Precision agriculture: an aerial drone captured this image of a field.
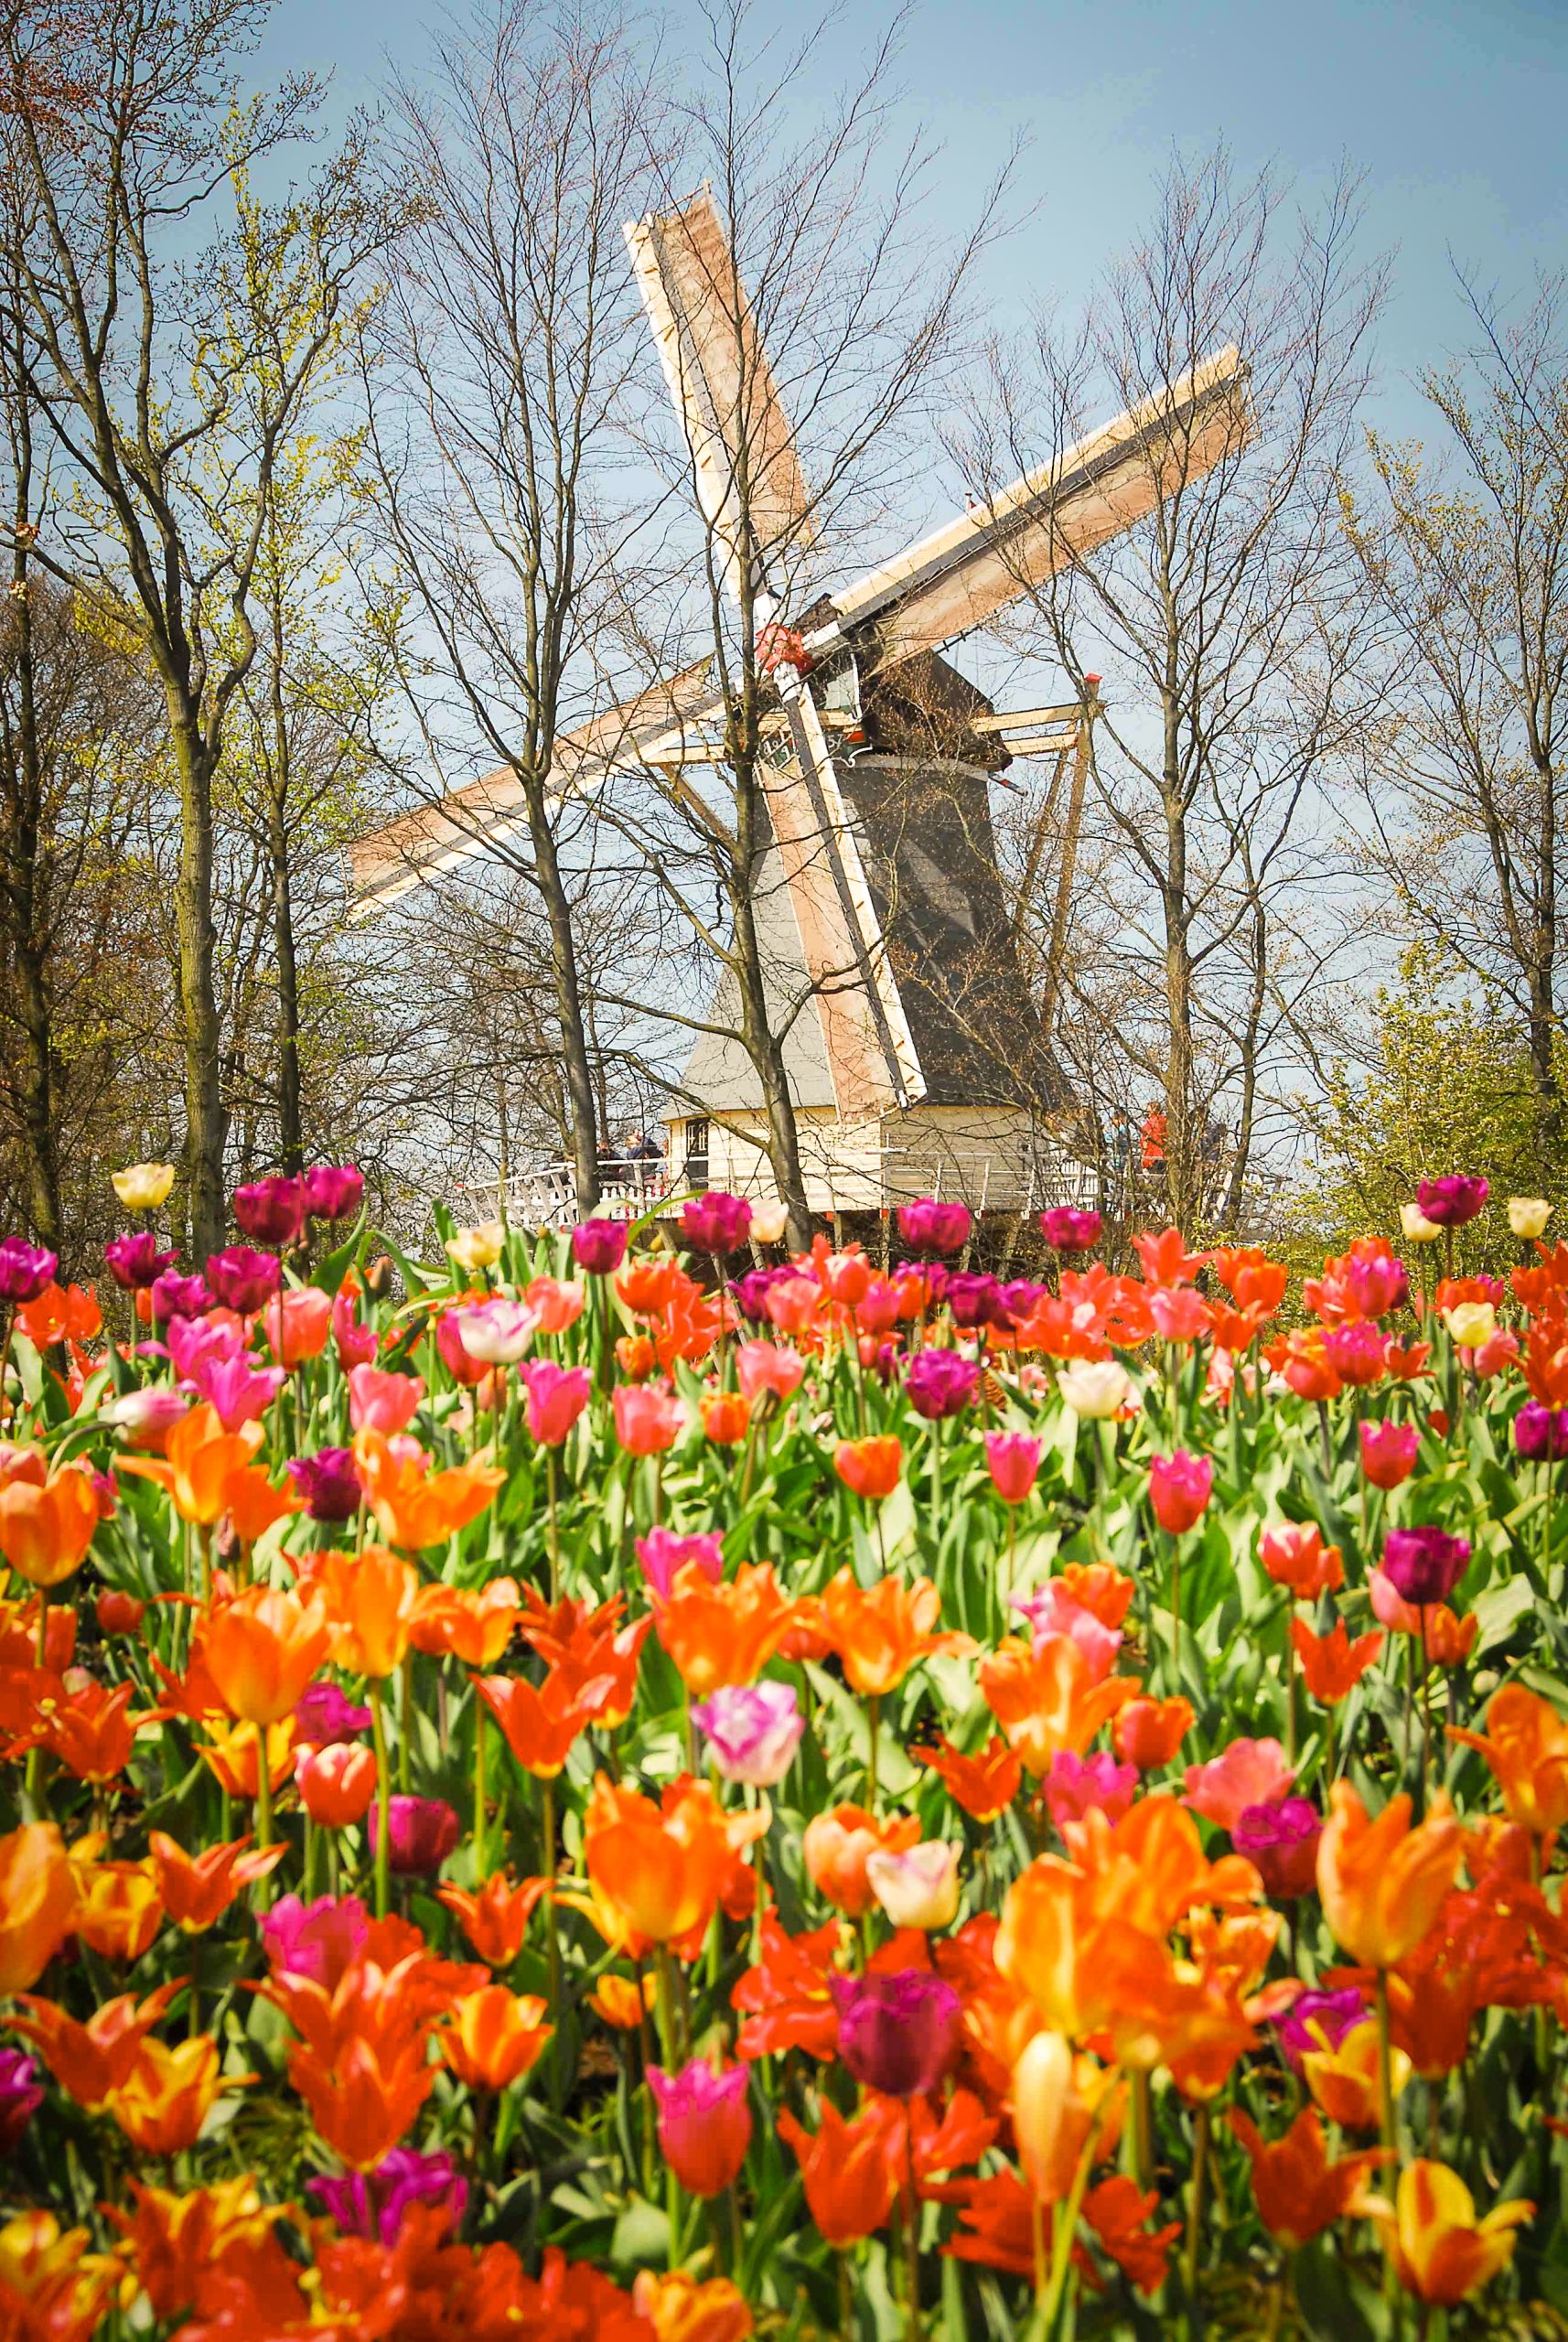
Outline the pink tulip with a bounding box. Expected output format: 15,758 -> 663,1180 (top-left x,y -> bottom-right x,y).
190,1350 -> 285,1433
1359,1419 -> 1418,1490
613,1381 -> 684,1455
1183,1736 -> 1295,1832
735,1340 -> 806,1403
333,1289 -> 378,1370
522,1360 -> 591,1446
1042,1750 -> 1136,1831
984,1431 -> 1041,1505
348,1364 -> 424,1436
1148,1285 -> 1208,1343
1013,1586 -> 1121,1681
635,1528 -> 724,1600
1148,1450 -> 1213,1535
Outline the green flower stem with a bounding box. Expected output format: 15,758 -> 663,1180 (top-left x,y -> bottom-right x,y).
370,1681 -> 392,1921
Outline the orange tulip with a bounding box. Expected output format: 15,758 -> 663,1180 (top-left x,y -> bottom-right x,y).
113,2176 -> 297,2327
315,1545 -> 420,1679
294,1742 -> 377,1828
832,1434 -> 902,1499
1317,1781 -> 1462,1967
980,1636 -> 1136,1776
198,1716 -> 294,1800
777,2099 -> 900,2243
477,1671 -> 607,1780
221,1466 -> 301,1548
0,1465 -> 100,1587
1357,2161 -> 1533,2306
814,1567 -> 972,1697
0,2210 -> 122,2338
440,1985 -> 552,2090
699,1391 -> 752,1445
411,1578 -> 523,1667
1229,2107 -> 1389,2251
1292,1618 -> 1383,1704
653,1562 -> 799,1697
118,1405 -> 264,1529
1056,1563 -> 1135,1629
9,1980 -> 182,2106
583,1774 -> 749,1950
1114,1695 -> 1195,1770
1259,1522 -> 1344,1600
0,1822 -> 77,1992
148,1833 -> 283,1931
590,1973 -> 658,2029
108,2035 -> 242,2155
285,2032 -> 434,2171
70,1853 -> 162,1962
801,1804 -> 921,1917
436,1873 -> 550,1965
632,2270 -> 755,2342
1013,2033 -> 1122,2201
353,1428 -> 504,1550
919,1735 -> 1023,1823
1449,1683 -> 1568,1836
204,1585 -> 331,1724
1302,2017 -> 1408,2132
41,1681 -> 149,1781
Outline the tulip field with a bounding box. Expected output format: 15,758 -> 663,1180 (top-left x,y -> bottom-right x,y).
3,1170 -> 1568,2342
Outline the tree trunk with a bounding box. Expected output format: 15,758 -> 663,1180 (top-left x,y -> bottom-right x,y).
269,790 -> 304,1175
730,873 -> 811,1245
1530,746 -> 1561,1186
5,549 -> 62,1254
171,720 -> 228,1258
524,771 -> 599,1213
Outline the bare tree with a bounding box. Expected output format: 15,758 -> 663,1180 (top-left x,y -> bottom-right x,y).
352,5 -> 667,1215
0,0 -> 395,1250
1344,272 -> 1568,1186
973,150 -> 1382,1233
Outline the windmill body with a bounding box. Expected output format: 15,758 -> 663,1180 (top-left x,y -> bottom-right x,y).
349,188 -> 1250,1221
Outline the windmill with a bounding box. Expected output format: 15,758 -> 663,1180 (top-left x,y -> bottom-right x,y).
350,188 -> 1250,1222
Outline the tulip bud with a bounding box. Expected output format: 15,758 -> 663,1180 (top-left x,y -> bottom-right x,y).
95,1588 -> 145,1635
1012,2031 -> 1075,2197
1057,1360 -> 1132,1420
749,1198 -> 789,1244
1509,1196 -> 1552,1240
295,1741 -> 377,1828
1399,1202 -> 1442,1244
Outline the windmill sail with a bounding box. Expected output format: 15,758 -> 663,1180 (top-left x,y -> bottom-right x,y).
624,188 -> 813,601
816,346 -> 1250,666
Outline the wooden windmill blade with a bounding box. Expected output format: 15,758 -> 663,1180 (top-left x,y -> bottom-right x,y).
347,663 -> 722,915
813,345 -> 1251,667
624,187 -> 814,601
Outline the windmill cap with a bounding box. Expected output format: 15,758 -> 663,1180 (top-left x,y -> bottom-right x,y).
1083,672 -> 1102,690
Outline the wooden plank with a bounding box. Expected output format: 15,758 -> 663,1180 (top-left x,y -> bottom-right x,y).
971,703 -> 1090,734
624,188 -> 812,601
822,346 -> 1249,664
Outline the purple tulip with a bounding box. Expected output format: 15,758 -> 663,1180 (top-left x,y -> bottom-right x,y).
905,1348 -> 980,1421
945,1272 -> 1009,1330
998,1278 -> 1047,1325
896,1198 -> 972,1257
1273,1985 -> 1367,2074
691,1681 -> 804,1786
1039,1207 -> 1102,1253
260,1894 -> 371,1985
286,1447 -> 363,1523
149,1270 -> 210,1324
1414,1176 -> 1489,1229
103,1231 -> 177,1292
635,1527 -> 725,1602
369,1794 -> 460,1875
1515,1402 -> 1568,1462
731,1266 -> 792,1321
572,1218 -> 628,1276
1382,1525 -> 1471,1608
308,2145 -> 467,2245
303,1165 -> 365,1223
233,1175 -> 306,1246
0,1238 -> 56,1305
829,1971 -> 962,2099
680,1190 -> 753,1256
293,1680 -> 372,1746
0,2047 -> 42,2156
1231,1797 -> 1322,1899
204,1245 -> 282,1314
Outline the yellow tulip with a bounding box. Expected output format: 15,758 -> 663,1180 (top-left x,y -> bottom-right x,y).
111,1162 -> 175,1210
447,1222 -> 505,1272
1399,1202 -> 1441,1244
1509,1196 -> 1552,1240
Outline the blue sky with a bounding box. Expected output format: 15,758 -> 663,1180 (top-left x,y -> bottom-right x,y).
270,0 -> 1568,442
